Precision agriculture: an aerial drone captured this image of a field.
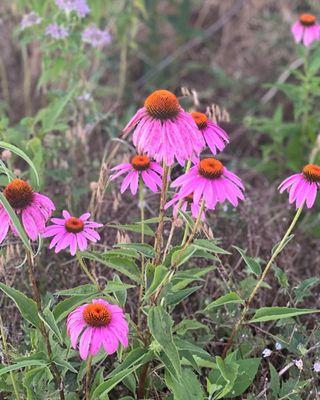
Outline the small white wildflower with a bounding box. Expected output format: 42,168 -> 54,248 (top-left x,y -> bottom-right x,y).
293,359 -> 303,370
275,342 -> 282,350
262,348 -> 272,358
313,361 -> 320,372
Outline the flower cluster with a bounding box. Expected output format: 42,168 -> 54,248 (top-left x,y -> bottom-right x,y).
110,88 -> 243,219
55,0 -> 90,18
82,24 -> 111,48
20,12 -> 42,30
45,23 -> 69,40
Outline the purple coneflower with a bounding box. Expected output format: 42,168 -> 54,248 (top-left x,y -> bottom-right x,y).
55,0 -> 90,18
67,299 -> 129,360
123,90 -> 204,166
0,179 -> 55,243
43,210 -> 102,255
278,164 -> 320,208
191,112 -> 229,155
20,12 -> 42,30
110,155 -> 163,195
82,24 -> 111,47
291,13 -> 320,47
45,23 -> 69,40
170,158 -> 244,209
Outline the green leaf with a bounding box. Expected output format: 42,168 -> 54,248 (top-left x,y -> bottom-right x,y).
0,283 -> 41,328
148,306 -> 182,381
166,285 -> 202,307
115,243 -> 156,258
53,294 -> 95,322
214,356 -> 239,399
0,360 -> 47,377
0,141 -> 40,188
269,363 -> 280,397
171,245 -> 197,267
92,348 -> 153,398
233,246 -> 261,276
225,358 -> 260,397
203,292 -> 244,312
172,266 -> 214,291
174,338 -> 213,362
81,251 -> 142,283
193,239 -> 230,254
174,319 -> 209,336
145,265 -> 168,298
294,277 -> 320,303
165,368 -> 205,400
34,87 -> 76,134
0,193 -> 32,252
55,284 -> 98,296
107,223 -> 154,236
249,307 -> 320,323
39,305 -> 63,344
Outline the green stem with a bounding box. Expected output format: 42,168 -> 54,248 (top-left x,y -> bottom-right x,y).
138,182 -> 145,328
0,314 -> 20,399
76,252 -> 100,290
222,206 -> 303,358
153,200 -> 205,303
154,164 -> 169,265
85,355 -> 93,400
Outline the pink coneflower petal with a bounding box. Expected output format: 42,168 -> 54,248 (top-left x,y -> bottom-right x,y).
0,207 -> 10,244
43,211 -> 102,255
79,327 -> 93,360
124,90 -> 204,166
279,164 -> 320,208
170,158 -> 244,210
291,14 -> 320,47
111,155 -> 163,195
0,179 -> 55,242
67,299 -> 129,360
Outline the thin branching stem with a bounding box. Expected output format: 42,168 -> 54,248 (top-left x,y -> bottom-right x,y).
222,206 -> 303,358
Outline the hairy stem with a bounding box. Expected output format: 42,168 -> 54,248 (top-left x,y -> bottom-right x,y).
222,206 -> 303,358
154,164 -> 169,265
138,183 -> 145,328
137,362 -> 149,399
85,355 -> 93,400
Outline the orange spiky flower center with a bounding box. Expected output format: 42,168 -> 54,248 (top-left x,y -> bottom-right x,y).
191,112 -> 208,129
144,89 -> 180,120
302,164 -> 320,182
3,179 -> 34,209
299,13 -> 316,26
131,155 -> 151,171
83,303 -> 112,327
65,217 -> 84,233
198,158 -> 224,179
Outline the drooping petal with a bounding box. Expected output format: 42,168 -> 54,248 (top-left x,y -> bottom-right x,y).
79,327 -> 93,360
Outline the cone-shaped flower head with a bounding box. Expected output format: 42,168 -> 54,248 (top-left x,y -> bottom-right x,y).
191,111 -> 229,155
291,13 -> 320,47
43,210 -> 102,255
0,179 -> 55,243
123,90 -> 204,166
67,299 -> 129,360
278,164 -> 320,208
170,157 -> 244,209
110,155 -> 163,195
